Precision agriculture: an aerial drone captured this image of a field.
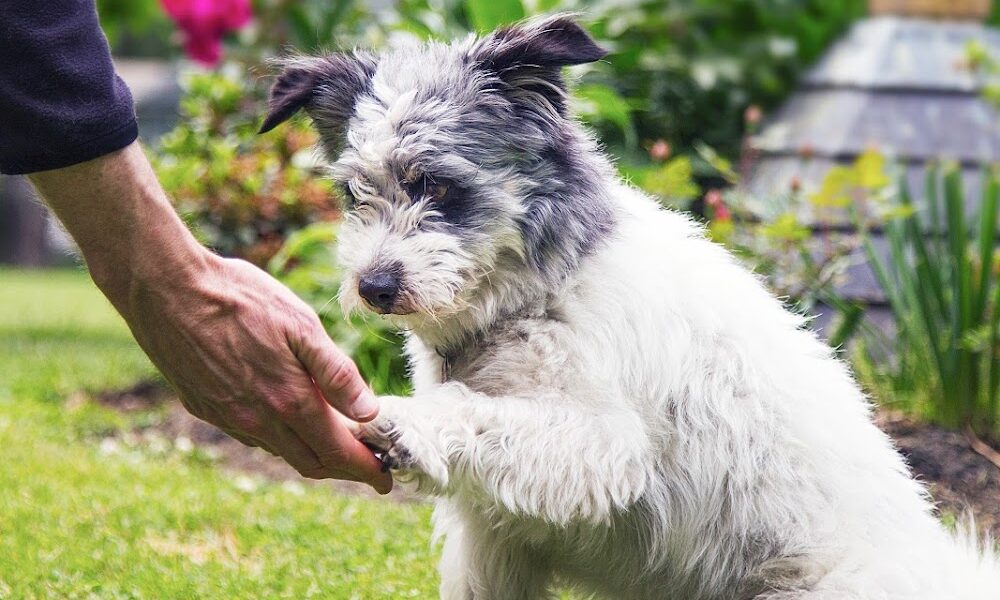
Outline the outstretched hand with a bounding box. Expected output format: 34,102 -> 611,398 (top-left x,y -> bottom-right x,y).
30,143 -> 391,493
126,254 -> 392,492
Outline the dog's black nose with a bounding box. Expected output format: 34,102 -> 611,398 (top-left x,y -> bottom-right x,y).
358,271 -> 400,312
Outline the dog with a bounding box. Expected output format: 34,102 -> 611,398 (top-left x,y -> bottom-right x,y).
260,15 -> 1000,599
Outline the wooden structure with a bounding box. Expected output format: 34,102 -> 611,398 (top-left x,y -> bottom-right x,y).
747,16 -> 1000,310
870,0 -> 992,20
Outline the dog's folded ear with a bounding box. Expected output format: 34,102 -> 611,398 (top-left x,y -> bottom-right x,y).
258,53 -> 377,136
477,15 -> 607,70
471,15 -> 607,115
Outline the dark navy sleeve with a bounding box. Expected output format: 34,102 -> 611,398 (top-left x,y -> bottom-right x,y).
0,0 -> 138,174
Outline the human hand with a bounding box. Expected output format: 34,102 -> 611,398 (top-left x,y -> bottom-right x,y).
30,144 -> 391,493
125,252 -> 393,492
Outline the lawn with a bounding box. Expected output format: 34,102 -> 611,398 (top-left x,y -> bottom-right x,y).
0,268 -> 438,599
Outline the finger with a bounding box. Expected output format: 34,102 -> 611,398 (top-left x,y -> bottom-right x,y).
264,423 -> 357,479
283,403 -> 393,494
289,319 -> 379,422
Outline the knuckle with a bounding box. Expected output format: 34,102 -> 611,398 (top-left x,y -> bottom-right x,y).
228,409 -> 266,435
325,357 -> 360,393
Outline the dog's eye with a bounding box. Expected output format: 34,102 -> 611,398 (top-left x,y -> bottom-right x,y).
409,176 -> 455,205
428,183 -> 450,202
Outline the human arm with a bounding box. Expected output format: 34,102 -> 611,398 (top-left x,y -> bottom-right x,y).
1,0 -> 390,492
29,143 -> 392,492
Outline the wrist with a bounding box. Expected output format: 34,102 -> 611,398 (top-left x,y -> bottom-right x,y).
90,224 -> 214,312
28,143 -> 215,310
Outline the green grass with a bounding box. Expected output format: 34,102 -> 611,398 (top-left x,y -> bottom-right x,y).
0,268 -> 437,598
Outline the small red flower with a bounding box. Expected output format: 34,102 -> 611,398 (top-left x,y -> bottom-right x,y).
648,139 -> 671,162
714,204 -> 731,222
705,189 -> 730,222
705,189 -> 723,208
744,105 -> 763,126
160,0 -> 252,66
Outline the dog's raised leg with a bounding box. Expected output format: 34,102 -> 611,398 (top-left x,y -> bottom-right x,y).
361,382 -> 651,524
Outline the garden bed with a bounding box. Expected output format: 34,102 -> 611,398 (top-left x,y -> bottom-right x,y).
876,411 -> 1000,538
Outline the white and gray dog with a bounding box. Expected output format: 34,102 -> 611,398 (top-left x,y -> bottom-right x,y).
260,15 -> 1000,599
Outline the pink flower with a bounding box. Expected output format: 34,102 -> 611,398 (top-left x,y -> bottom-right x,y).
714,204 -> 731,222
744,105 -> 762,126
648,139 -> 671,162
705,189 -> 730,222
160,0 -> 252,66
705,189 -> 723,208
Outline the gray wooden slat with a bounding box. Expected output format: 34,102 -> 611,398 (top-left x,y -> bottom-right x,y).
804,16 -> 1000,92
751,90 -> 999,163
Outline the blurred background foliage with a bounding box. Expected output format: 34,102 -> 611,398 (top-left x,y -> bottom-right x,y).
92,0 -> 876,397
115,0 -> 870,265
94,0 -> 1000,434
105,0 -> 874,394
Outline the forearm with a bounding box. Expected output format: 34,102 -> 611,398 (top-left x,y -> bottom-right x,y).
29,143 -> 208,311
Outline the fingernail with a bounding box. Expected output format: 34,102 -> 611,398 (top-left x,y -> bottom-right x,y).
352,391 -> 379,420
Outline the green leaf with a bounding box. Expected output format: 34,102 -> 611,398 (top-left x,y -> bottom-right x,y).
464,0 -> 524,32
809,166 -> 855,207
532,0 -> 563,11
572,84 -> 635,147
760,213 -> 810,243
640,157 -> 701,206
267,222 -> 338,276
854,148 -> 889,190
694,141 -> 739,185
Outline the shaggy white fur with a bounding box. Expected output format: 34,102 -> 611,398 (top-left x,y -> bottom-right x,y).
363,188 -> 1000,599
259,15 -> 1000,598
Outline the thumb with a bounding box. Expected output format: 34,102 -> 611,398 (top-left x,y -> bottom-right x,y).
290,319 -> 379,422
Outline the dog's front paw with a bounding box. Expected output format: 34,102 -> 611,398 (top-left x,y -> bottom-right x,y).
359,397 -> 450,491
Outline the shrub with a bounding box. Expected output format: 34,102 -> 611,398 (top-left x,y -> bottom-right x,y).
153,71 -> 341,267
699,148 -> 886,348
580,0 -> 866,161
855,164 -> 1000,436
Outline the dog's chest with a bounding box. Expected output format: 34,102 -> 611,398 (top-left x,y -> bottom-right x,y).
409,317 -> 578,397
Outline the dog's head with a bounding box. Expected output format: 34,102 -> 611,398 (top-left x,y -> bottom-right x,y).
261,16 -> 613,333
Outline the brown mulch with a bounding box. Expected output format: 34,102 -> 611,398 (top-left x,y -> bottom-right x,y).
876,411 -> 1000,539
94,381 -> 415,502
94,382 -> 1000,532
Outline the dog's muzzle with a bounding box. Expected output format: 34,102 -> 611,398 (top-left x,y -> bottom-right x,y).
358,270 -> 401,313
